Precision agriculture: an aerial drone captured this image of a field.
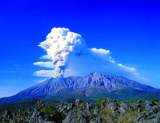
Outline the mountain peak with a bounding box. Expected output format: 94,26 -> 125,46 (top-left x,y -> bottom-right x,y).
0,73 -> 158,104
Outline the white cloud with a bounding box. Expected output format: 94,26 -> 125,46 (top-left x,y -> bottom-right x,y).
34,70 -> 54,77
90,48 -> 110,55
117,63 -> 136,72
40,55 -> 51,60
90,48 -> 115,64
37,27 -> 87,77
33,61 -> 53,68
34,27 -> 138,79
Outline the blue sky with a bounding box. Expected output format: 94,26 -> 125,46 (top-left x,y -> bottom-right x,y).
0,0 -> 160,97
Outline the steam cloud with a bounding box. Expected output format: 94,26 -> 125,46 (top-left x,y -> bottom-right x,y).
34,27 -> 138,78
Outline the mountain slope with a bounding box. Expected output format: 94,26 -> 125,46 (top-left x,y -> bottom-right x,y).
0,73 -> 159,104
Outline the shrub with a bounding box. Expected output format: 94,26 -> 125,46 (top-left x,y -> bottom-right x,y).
96,98 -> 106,108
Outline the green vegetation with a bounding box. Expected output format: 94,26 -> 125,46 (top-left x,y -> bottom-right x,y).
0,98 -> 160,123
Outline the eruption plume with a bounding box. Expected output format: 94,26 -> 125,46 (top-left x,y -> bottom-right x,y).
34,27 -> 138,79
38,28 -> 86,77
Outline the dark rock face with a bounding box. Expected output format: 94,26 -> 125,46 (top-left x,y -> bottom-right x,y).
1,72 -> 159,105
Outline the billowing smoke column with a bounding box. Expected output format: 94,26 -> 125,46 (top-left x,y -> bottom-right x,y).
34,27 -> 138,79
38,28 -> 87,78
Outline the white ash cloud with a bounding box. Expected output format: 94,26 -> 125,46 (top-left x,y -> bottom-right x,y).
33,61 -> 53,68
37,28 -> 87,77
90,48 -> 110,55
34,70 -> 54,77
117,63 -> 136,72
34,27 -> 138,78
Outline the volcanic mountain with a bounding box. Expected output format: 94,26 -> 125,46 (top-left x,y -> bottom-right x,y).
0,72 -> 160,104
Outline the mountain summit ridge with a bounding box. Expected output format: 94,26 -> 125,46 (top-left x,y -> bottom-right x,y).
0,72 -> 159,104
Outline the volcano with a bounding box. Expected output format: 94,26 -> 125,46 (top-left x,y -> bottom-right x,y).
0,72 -> 160,104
